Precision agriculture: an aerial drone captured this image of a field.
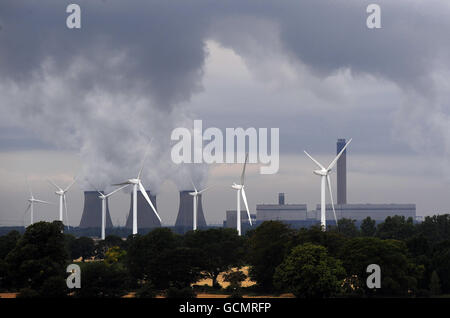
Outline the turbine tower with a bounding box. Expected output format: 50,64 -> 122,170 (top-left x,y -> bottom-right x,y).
189,180 -> 210,231
112,151 -> 161,235
97,185 -> 128,240
24,180 -> 52,226
231,153 -> 252,236
304,138 -> 352,231
47,177 -> 77,226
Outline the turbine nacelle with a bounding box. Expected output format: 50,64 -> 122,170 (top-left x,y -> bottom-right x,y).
231,183 -> 243,190
313,169 -> 329,176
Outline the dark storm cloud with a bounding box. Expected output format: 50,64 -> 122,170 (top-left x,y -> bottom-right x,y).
0,0 -> 449,189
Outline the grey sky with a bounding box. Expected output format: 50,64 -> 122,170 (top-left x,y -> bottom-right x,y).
1,1 -> 450,226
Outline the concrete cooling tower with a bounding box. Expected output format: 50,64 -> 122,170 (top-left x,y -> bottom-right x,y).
125,191 -> 161,229
174,190 -> 207,233
79,191 -> 113,228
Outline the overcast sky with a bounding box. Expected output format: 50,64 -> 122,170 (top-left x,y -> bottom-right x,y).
1,0 -> 450,227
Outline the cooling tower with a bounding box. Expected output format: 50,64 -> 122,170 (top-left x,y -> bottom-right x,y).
174,190 -> 207,232
125,191 -> 161,229
337,138 -> 347,204
79,191 -> 113,228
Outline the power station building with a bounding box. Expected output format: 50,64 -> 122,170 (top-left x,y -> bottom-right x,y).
316,203 -> 417,222
125,191 -> 161,229
256,193 -> 308,222
224,210 -> 256,233
174,190 -> 207,234
79,191 -> 113,228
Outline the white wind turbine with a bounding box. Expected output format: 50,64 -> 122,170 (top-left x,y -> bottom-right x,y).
47,177 -> 77,227
231,153 -> 252,236
304,138 -> 352,231
24,179 -> 53,226
97,185 -> 128,240
112,151 -> 161,235
189,180 -> 211,231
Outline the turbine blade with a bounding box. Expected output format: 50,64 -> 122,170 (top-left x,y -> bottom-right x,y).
111,182 -> 130,186
24,203 -> 31,215
105,184 -> 129,197
240,153 -> 249,185
34,199 -> 53,205
198,186 -> 212,194
241,188 -> 252,226
327,138 -> 352,171
47,179 -> 62,191
138,182 -> 161,222
190,178 -> 198,193
137,138 -> 153,179
63,195 -> 70,228
326,174 -> 338,227
304,151 -> 325,170
64,178 -> 77,192
26,177 -> 33,198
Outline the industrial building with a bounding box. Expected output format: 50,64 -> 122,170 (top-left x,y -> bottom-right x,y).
224,210 -> 256,233
79,191 -> 113,228
316,203 -> 417,222
256,193 -> 308,222
125,190 -> 161,229
174,190 -> 207,234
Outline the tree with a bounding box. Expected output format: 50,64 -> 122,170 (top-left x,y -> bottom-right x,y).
418,214 -> 450,245
376,215 -> 416,240
126,228 -> 181,289
75,262 -> 130,298
246,221 -> 295,292
336,218 -> 359,237
5,221 -> 68,293
360,217 -> 376,237
184,228 -> 245,288
95,235 -> 126,259
431,240 -> 450,293
223,270 -> 247,298
104,246 -> 127,264
71,236 -> 95,261
0,230 -> 20,259
274,243 -> 346,298
339,237 -> 423,296
429,271 -> 441,296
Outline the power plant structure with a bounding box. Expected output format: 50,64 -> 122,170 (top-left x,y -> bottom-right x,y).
125,190 -> 161,229
174,190 -> 207,234
337,138 -> 347,204
79,191 -> 113,228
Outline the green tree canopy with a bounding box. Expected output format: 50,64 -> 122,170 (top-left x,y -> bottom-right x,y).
339,237 -> 423,296
246,221 -> 296,292
5,221 -> 68,293
274,243 -> 346,298
376,215 -> 416,240
360,217 -> 376,237
183,228 -> 244,288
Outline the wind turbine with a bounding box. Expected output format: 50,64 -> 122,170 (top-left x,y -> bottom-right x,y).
24,179 -> 52,226
231,153 -> 252,236
304,138 -> 352,231
97,185 -> 128,240
112,151 -> 161,235
47,177 -> 77,227
189,180 -> 211,231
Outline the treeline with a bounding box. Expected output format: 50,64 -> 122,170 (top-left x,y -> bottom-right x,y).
0,214 -> 449,298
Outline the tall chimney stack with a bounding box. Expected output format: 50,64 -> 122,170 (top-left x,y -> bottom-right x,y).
278,193 -> 285,205
337,138 -> 347,204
